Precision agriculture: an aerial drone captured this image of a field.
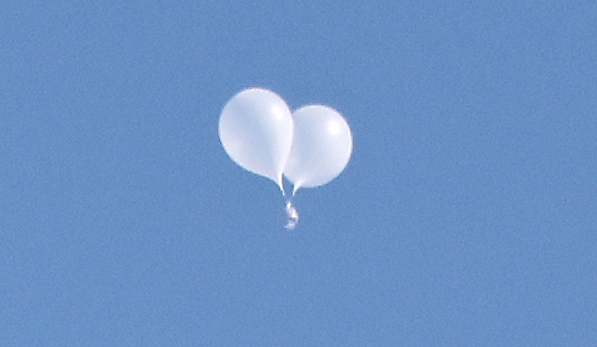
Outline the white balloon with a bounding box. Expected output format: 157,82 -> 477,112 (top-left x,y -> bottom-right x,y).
219,88 -> 294,192
284,105 -> 353,194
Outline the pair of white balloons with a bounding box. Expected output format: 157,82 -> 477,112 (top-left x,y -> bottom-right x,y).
219,87 -> 353,198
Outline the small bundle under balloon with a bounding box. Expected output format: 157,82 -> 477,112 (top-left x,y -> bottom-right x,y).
284,201 -> 299,230
219,87 -> 353,229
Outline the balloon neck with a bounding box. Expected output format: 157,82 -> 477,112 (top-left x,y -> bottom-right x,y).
291,184 -> 300,197
277,179 -> 287,198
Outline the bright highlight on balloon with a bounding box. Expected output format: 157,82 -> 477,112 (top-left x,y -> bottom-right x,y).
218,88 -> 353,229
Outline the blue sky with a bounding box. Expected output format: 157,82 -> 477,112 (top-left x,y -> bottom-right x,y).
1,0 -> 596,346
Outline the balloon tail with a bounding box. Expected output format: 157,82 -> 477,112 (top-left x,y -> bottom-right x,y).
284,201 -> 299,230
291,185 -> 300,197
279,184 -> 287,198
277,178 -> 287,199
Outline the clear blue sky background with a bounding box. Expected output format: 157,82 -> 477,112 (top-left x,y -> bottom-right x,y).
1,1 -> 596,346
